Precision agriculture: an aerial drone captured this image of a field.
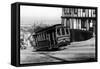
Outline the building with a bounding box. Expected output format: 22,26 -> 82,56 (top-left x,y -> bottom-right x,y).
61,7 -> 96,41
20,28 -> 31,49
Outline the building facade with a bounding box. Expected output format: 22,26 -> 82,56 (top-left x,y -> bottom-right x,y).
61,7 -> 96,41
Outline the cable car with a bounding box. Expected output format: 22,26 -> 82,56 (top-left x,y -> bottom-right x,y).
33,24 -> 70,50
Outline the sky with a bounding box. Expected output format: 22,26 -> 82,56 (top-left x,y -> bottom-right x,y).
20,5 -> 62,26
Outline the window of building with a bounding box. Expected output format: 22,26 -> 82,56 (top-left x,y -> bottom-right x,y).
81,19 -> 87,30
64,18 -> 66,27
90,20 -> 93,28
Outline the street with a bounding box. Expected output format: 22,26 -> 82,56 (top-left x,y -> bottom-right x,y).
20,37 -> 96,64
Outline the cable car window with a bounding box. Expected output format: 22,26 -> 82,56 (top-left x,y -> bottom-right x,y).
66,29 -> 69,34
39,34 -> 40,41
43,33 -> 45,40
66,19 -> 70,28
42,33 -> 43,40
62,28 -> 65,35
57,28 -> 61,35
37,35 -> 39,41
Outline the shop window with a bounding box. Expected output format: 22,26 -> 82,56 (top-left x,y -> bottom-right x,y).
64,19 -> 66,27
